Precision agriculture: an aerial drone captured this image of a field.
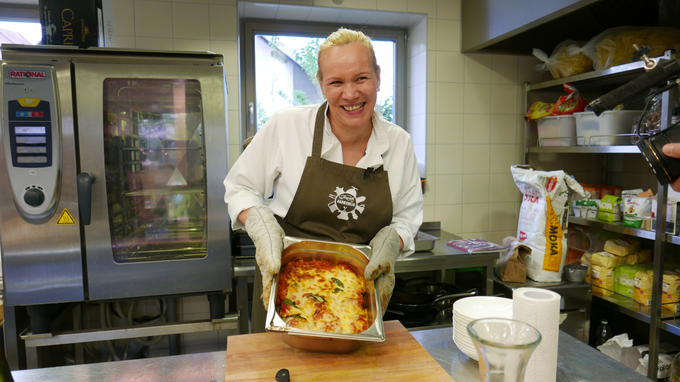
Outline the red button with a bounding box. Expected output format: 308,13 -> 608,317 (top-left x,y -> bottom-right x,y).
34,112 -> 43,117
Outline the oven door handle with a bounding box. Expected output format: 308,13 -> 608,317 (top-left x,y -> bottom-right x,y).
77,172 -> 95,225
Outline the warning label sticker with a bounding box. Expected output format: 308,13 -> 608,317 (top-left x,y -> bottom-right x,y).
56,209 -> 76,225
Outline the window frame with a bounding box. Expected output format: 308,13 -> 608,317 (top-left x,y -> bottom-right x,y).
240,20 -> 406,144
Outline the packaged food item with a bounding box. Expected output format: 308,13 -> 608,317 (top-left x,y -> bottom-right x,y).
622,189 -> 645,197
581,252 -> 592,283
572,199 -> 599,219
581,26 -> 680,70
604,237 -> 640,257
512,166 -> 587,282
634,270 -> 654,306
532,40 -> 593,79
591,265 -> 615,296
551,83 -> 587,116
524,102 -> 555,122
591,251 -> 626,268
622,197 -> 652,228
626,248 -> 652,265
598,195 -> 623,222
662,272 -> 680,312
495,237 -> 529,283
616,264 -> 653,298
582,185 -> 601,199
602,185 -> 616,197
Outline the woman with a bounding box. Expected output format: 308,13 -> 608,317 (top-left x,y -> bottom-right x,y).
224,28 -> 423,332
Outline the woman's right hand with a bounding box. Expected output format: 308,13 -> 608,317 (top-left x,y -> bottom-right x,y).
244,205 -> 285,310
662,143 -> 680,192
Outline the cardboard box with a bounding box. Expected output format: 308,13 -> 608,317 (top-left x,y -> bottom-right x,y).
39,0 -> 114,48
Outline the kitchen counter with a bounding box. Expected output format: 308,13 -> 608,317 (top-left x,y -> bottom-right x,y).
232,223 -> 503,333
10,326 -> 648,382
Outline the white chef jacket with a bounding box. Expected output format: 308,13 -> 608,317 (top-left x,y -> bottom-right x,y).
223,103 -> 424,255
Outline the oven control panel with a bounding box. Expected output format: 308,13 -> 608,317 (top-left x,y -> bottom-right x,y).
2,64 -> 60,222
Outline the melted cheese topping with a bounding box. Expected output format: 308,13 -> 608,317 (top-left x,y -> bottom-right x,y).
277,258 -> 369,334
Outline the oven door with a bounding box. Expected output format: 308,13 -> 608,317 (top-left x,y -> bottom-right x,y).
74,63 -> 230,301
0,62 -> 84,306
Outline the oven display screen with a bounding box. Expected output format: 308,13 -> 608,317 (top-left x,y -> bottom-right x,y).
7,99 -> 52,168
15,126 -> 46,135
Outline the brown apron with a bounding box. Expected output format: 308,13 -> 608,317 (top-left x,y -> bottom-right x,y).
251,102 -> 393,332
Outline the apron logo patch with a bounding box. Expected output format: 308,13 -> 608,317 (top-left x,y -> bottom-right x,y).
328,186 -> 366,221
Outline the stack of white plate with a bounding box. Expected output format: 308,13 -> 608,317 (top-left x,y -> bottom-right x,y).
452,296 -> 514,361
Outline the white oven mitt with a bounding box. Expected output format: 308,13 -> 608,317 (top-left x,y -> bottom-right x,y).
365,226 -> 400,316
245,205 -> 285,310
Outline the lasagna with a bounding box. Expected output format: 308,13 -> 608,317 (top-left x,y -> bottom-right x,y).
276,257 -> 369,334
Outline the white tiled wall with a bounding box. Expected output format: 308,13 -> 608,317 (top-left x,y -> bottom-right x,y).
109,0 -> 545,352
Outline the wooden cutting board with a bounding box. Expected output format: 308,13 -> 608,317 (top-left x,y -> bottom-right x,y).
225,320 -> 454,381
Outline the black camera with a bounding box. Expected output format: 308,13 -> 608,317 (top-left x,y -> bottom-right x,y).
637,122 -> 680,185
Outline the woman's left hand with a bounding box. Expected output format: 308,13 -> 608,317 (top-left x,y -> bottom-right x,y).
365,226 -> 401,315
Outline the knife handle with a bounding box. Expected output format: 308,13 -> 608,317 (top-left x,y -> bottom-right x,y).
275,368 -> 290,382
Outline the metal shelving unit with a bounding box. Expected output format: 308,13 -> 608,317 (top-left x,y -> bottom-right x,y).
528,146 -> 640,154
527,51 -> 673,93
525,50 -> 678,380
569,217 -> 663,242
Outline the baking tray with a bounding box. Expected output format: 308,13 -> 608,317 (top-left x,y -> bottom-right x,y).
414,231 -> 438,252
265,236 -> 385,353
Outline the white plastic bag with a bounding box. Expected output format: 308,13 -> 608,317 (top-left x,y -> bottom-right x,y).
511,166 -> 587,282
532,40 -> 592,79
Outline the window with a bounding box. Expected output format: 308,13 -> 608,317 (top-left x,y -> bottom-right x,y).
242,22 -> 405,143
0,21 -> 41,44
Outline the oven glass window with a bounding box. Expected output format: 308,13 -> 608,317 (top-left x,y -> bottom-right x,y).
103,79 -> 207,263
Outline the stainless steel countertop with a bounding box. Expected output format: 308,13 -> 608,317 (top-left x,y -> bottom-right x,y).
410,328 -> 648,382
12,327 -> 648,382
234,224 -> 502,277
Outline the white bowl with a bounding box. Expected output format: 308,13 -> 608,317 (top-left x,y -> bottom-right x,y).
453,328 -> 473,344
453,297 -> 513,320
454,313 -> 473,325
454,336 -> 479,361
454,330 -> 473,346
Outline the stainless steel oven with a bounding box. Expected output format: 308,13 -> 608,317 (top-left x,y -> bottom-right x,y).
0,45 -> 231,310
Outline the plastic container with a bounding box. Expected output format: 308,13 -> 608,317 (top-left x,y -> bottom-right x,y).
536,115 -> 577,146
574,110 -> 639,146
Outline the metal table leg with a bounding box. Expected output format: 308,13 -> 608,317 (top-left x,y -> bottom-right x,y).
485,262 -> 495,296
236,276 -> 250,334
4,305 -> 26,370
25,347 -> 38,369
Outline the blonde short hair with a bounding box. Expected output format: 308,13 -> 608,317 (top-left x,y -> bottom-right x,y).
316,28 -> 379,83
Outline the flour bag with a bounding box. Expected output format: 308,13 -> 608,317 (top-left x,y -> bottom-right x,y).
511,166 -> 587,282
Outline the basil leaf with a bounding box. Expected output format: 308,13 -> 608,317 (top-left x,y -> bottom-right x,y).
331,277 -> 344,288
283,299 -> 298,308
332,288 -> 343,294
284,314 -> 306,322
293,282 -> 298,287
311,294 -> 326,303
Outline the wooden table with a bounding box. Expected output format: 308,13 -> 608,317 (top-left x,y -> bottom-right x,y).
225,321 -> 453,381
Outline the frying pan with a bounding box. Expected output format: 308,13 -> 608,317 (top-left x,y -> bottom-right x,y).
388,288 -> 477,313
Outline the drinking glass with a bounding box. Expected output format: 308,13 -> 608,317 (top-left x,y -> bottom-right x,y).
467,318 -> 541,382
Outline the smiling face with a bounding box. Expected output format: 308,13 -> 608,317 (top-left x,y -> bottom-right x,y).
318,42 -> 381,133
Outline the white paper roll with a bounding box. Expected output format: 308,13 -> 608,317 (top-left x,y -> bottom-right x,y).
513,287 -> 561,382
